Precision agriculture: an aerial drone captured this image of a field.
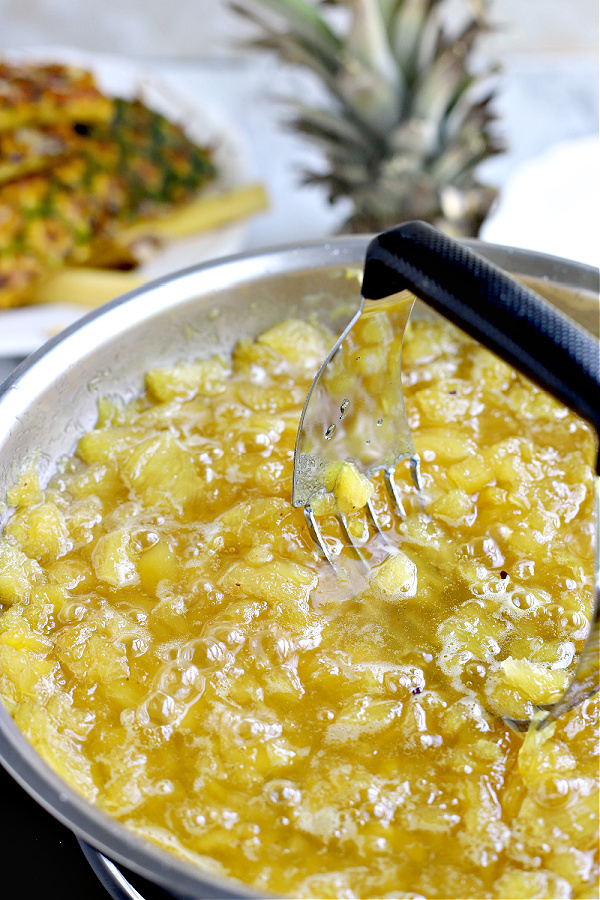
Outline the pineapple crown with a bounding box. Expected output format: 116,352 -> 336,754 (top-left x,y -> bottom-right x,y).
233,0 -> 504,236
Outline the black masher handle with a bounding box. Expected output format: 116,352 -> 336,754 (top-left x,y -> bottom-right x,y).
362,221 -> 600,472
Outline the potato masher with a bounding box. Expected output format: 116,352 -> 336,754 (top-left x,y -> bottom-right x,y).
292,220 -> 600,724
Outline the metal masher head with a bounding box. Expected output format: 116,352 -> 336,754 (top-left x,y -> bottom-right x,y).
292,289 -> 422,570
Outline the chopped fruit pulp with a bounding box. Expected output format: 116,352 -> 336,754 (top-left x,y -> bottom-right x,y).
0,312 -> 598,899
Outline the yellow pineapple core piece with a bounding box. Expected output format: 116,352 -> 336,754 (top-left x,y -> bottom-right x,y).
330,462 -> 374,515
500,656 -> 567,704
370,550 -> 418,598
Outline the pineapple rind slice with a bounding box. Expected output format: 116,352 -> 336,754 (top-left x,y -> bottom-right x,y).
0,80 -> 217,308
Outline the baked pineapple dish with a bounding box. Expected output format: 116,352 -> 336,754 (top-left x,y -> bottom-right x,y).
0,291 -> 597,899
0,61 -> 267,309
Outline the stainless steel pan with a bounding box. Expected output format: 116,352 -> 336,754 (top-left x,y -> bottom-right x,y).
0,237 -> 597,899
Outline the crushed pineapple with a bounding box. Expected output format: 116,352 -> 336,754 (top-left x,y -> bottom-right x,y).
0,313 -> 598,899
325,461 -> 374,515
499,656 -> 568,703
370,550 -> 418,598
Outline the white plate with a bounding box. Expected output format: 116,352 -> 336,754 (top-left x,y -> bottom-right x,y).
0,48 -> 254,359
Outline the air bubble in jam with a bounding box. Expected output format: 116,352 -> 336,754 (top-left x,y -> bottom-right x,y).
325,424 -> 336,440
340,399 -> 349,419
377,418 -> 383,426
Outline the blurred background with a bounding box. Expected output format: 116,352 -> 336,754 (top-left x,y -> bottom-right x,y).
1,0 -> 597,60
0,0 -> 597,261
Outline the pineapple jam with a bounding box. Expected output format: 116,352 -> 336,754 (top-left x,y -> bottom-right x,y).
0,312 -> 598,899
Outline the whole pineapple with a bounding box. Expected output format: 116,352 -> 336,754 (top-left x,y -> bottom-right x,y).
234,0 -> 503,235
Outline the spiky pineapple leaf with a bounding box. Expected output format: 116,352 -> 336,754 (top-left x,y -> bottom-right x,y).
244,0 -> 342,56
234,0 -> 504,235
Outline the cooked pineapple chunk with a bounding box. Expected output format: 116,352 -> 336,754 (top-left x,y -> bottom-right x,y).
262,666 -> 305,703
138,540 -> 179,595
0,644 -> 56,699
121,433 -> 202,513
6,463 -> 44,508
326,695 -> 402,743
125,822 -> 227,873
91,529 -> 139,587
401,318 -> 460,366
506,383 -> 567,421
15,703 -> 98,802
4,501 -> 71,564
146,356 -> 230,402
231,336 -> 281,376
220,558 -> 316,629
69,461 -> 122,500
482,437 -> 532,487
494,869 -> 572,899
329,462 -> 374,515
413,383 -> 472,424
236,381 -> 298,413
500,656 -> 567,704
100,749 -> 149,815
354,344 -> 386,376
102,677 -> 147,710
0,537 -> 43,604
414,427 -> 476,462
358,310 -> 394,345
370,550 -> 418,598
306,491 -> 336,517
23,583 -> 66,630
447,455 -> 494,493
257,319 -> 329,368
62,495 -> 103,548
430,488 -> 474,525
0,615 -> 53,654
216,496 -> 299,554
77,426 -> 139,465
55,624 -> 130,683
47,559 -> 94,592
147,591 -> 189,638
469,346 -> 514,390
